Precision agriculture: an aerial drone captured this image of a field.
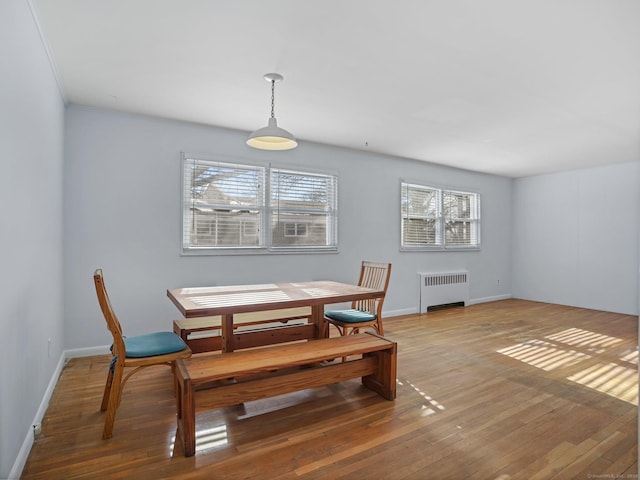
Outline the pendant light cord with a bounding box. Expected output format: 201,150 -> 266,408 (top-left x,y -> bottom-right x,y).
270,80 -> 276,119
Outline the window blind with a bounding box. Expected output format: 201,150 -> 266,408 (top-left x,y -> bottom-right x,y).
443,190 -> 480,246
401,183 -> 440,245
401,182 -> 480,249
182,157 -> 265,250
270,168 -> 338,248
181,156 -> 338,254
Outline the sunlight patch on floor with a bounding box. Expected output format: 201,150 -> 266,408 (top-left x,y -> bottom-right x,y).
497,340 -> 590,371
544,328 -> 623,353
398,378 -> 446,416
197,424 -> 229,450
169,424 -> 229,455
567,362 -> 638,405
618,347 -> 638,365
498,329 -> 638,406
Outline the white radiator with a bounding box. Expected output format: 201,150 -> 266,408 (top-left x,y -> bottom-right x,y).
418,271 -> 469,313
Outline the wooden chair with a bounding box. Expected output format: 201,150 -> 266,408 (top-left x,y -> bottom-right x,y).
325,261 -> 392,336
93,268 -> 192,439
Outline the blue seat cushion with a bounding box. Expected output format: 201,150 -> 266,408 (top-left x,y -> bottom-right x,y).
325,309 -> 377,324
124,331 -> 188,358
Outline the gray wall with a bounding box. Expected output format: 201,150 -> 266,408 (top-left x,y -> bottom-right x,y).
512,161 -> 640,315
63,105 -> 513,350
0,0 -> 65,477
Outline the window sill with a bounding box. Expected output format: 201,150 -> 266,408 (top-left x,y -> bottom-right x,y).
400,245 -> 481,252
181,246 -> 339,256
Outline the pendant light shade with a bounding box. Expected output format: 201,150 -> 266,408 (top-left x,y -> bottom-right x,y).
247,117 -> 297,150
247,73 -> 297,151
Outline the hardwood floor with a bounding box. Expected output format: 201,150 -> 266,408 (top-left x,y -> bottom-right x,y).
22,299 -> 637,479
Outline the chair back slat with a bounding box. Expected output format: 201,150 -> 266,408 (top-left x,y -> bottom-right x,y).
353,261 -> 391,315
94,269 -> 126,360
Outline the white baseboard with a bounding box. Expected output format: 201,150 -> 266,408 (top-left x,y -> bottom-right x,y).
9,350 -> 67,480
66,344 -> 110,358
9,345 -> 110,479
385,295 -> 512,319
384,307 -> 417,317
468,294 -> 512,305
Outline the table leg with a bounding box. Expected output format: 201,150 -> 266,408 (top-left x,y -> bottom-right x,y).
312,305 -> 328,339
222,314 -> 234,352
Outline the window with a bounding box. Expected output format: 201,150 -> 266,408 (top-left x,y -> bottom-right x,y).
284,223 -> 308,237
182,155 -> 337,253
183,158 -> 265,250
270,168 -> 337,249
401,182 -> 480,250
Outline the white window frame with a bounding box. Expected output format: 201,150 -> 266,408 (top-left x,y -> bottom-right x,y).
401,181 -> 481,251
181,154 -> 338,255
269,167 -> 338,252
182,156 -> 266,253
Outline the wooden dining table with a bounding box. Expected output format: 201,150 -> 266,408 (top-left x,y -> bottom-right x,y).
167,280 -> 386,352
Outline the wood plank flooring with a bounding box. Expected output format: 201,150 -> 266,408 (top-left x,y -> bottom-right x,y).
22,299 -> 637,479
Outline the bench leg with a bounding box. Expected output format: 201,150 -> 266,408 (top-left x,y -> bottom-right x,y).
175,364 -> 196,457
362,346 -> 397,400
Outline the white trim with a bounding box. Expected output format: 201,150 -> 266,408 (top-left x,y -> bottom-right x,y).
66,345 -> 111,358
9,346 -> 109,478
467,294 -> 512,305
384,307 -> 417,317
26,0 -> 68,104
9,351 -> 66,479
385,295 -> 513,318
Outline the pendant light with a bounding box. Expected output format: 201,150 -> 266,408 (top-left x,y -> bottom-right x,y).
247,73 -> 298,150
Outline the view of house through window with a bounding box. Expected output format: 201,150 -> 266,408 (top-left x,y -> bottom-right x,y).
182,156 -> 337,253
401,182 -> 480,249
270,168 -> 337,248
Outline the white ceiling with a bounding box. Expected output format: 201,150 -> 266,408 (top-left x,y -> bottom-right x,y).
33,0 -> 640,177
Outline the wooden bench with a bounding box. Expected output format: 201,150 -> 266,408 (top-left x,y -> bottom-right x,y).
174,332 -> 397,456
173,307 -> 313,353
